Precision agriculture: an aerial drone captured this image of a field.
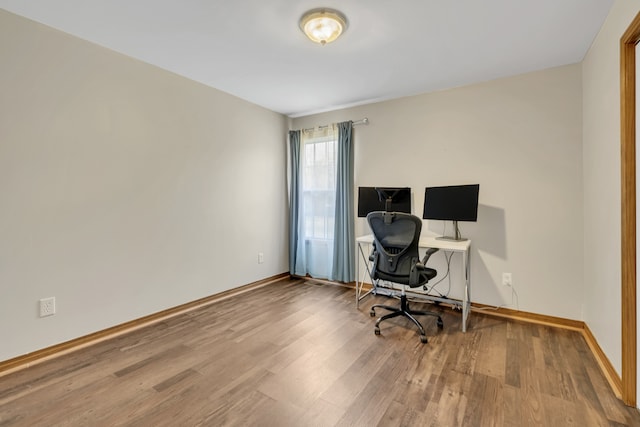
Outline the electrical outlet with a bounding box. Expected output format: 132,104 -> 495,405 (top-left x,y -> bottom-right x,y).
39,297 -> 56,317
258,252 -> 264,264
502,273 -> 512,287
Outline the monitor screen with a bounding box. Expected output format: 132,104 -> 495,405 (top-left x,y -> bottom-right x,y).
358,187 -> 411,217
422,184 -> 480,222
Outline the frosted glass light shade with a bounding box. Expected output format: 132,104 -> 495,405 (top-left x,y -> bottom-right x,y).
299,9 -> 348,45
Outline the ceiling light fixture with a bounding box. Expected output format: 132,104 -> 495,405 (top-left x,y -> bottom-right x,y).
299,8 -> 348,45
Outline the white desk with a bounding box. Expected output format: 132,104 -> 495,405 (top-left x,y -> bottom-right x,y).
356,234 -> 472,332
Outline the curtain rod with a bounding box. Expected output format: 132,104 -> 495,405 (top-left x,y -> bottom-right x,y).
301,117 -> 369,133
352,117 -> 369,126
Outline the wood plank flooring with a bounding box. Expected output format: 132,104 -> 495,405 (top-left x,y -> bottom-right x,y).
1,277 -> 639,426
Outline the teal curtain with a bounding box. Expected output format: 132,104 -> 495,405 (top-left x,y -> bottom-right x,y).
330,121 -> 355,282
288,130 -> 302,275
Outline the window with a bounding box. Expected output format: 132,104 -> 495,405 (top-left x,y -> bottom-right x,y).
297,126 -> 338,277
302,133 -> 336,241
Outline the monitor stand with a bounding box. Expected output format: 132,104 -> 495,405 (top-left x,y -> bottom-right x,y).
436,220 -> 469,242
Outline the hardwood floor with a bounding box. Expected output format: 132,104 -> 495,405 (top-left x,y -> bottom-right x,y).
1,277 -> 639,426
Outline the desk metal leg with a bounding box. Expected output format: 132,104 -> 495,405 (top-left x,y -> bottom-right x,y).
461,248 -> 471,332
356,242 -> 360,308
356,242 -> 374,309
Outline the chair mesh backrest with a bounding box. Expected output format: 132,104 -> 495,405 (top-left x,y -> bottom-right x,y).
367,212 -> 422,285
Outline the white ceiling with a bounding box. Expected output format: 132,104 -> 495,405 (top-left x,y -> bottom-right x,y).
0,1 -> 614,117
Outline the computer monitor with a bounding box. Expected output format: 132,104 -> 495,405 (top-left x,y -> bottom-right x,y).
422,184 -> 480,241
357,187 -> 411,217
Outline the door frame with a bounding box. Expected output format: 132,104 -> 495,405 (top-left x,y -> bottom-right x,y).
620,10 -> 640,407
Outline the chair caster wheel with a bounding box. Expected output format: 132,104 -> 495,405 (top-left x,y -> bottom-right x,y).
370,310 -> 376,317
374,327 -> 380,336
437,318 -> 444,329
420,335 -> 428,344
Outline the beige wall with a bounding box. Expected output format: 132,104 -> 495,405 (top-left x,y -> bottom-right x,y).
582,0 -> 640,379
293,64 -> 584,319
0,10 -> 289,361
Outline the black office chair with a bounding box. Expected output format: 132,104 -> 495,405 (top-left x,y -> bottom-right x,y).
367,211 -> 443,343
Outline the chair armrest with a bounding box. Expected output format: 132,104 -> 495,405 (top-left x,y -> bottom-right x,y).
421,247 -> 439,265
